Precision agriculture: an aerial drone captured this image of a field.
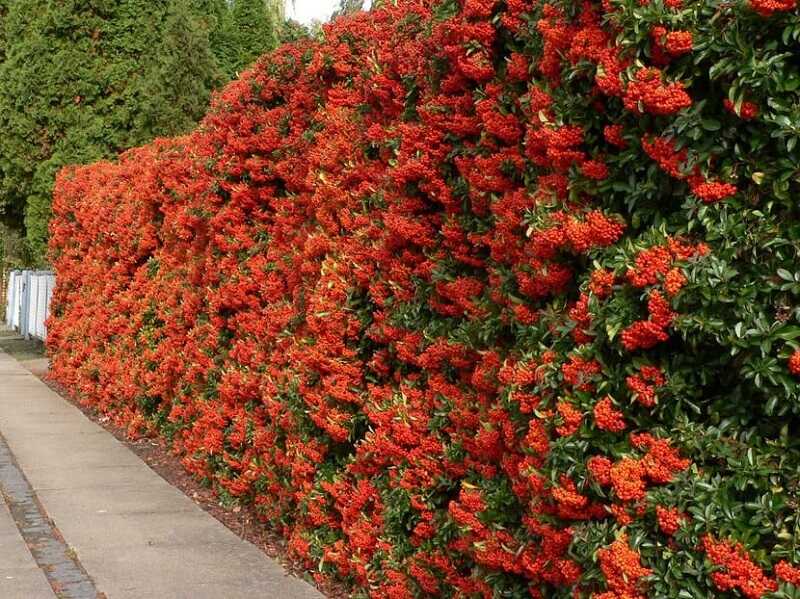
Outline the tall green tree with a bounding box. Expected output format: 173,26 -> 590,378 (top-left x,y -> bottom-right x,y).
137,0 -> 222,137
199,0 -> 240,80
0,0 -> 7,64
280,18 -> 310,44
0,0 -> 16,232
230,0 -> 278,75
0,0 -> 219,263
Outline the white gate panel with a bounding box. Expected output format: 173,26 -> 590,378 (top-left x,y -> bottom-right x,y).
4,270 -> 55,341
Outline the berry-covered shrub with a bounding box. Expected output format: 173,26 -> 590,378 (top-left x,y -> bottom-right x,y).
48,0 -> 800,596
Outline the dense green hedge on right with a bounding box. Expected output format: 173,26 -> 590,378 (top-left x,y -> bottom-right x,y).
49,0 -> 800,597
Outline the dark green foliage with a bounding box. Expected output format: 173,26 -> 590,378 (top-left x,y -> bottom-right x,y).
230,0 -> 278,76
137,0 -> 222,137
199,0 -> 287,80
0,224 -> 27,271
0,0 -> 220,263
0,0 -> 19,232
204,0 -> 240,80
280,19 -> 311,44
0,0 -> 6,64
0,0 -> 288,263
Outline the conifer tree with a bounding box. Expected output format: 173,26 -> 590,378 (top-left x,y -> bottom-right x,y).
0,0 -> 287,259
200,0 -> 240,80
0,0 -> 218,261
0,0 -> 21,231
136,0 -> 221,137
0,0 -> 7,64
281,19 -> 310,44
230,0 -> 278,75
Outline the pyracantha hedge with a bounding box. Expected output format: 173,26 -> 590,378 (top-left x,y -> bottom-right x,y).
48,0 -> 800,596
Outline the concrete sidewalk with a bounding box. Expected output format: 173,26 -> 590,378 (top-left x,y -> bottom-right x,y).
0,350 -> 323,599
0,485 -> 54,598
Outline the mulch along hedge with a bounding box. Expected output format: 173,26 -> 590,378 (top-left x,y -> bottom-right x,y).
47,0 -> 800,596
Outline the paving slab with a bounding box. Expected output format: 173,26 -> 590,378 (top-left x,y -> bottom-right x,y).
0,567 -> 55,599
0,432 -> 98,598
22,465 -> 166,493
0,350 -> 323,599
0,497 -> 54,598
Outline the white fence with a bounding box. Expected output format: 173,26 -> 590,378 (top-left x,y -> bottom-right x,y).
4,270 -> 55,341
